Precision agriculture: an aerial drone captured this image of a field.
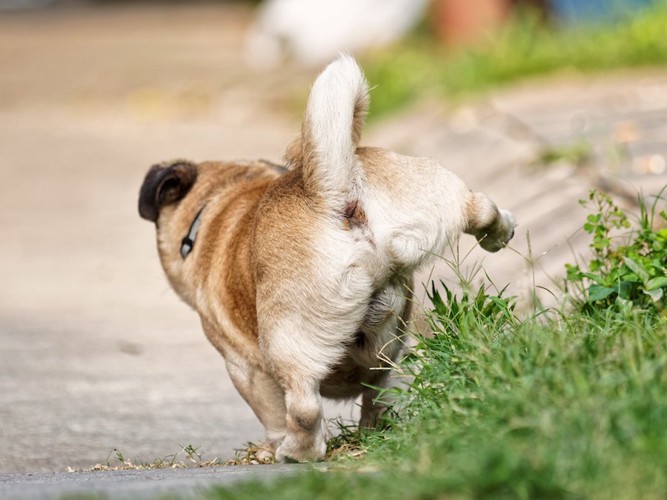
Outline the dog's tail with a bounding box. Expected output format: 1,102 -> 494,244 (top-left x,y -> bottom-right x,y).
286,55 -> 369,204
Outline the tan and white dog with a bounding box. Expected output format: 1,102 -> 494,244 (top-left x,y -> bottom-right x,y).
138,56 -> 515,462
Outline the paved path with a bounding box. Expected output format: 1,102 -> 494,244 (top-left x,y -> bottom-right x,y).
0,463 -> 321,499
1,3 -> 666,496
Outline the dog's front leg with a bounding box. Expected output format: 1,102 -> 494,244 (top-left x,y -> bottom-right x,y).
201,320 -> 288,458
225,358 -> 288,458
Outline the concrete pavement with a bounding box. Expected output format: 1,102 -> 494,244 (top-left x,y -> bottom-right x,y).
1,2 -> 666,497
0,463 -> 323,499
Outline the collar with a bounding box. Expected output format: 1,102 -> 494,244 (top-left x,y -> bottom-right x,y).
180,207 -> 205,259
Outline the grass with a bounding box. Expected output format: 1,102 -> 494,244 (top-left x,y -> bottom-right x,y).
362,1 -> 667,120
206,307 -> 667,500
204,189 -> 667,500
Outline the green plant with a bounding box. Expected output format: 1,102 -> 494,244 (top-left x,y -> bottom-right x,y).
429,281 -> 518,334
565,189 -> 667,314
537,140 -> 593,168
363,1 -> 667,120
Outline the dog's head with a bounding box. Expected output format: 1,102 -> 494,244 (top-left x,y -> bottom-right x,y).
138,159 -> 205,302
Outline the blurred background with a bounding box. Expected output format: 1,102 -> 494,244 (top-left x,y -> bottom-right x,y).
1,0 -> 666,473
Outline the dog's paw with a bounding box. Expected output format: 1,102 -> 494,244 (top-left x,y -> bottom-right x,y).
499,208 -> 516,243
478,208 -> 516,253
275,434 -> 327,463
254,447 -> 276,463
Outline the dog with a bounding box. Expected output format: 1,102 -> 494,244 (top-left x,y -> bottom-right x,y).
138,56 -> 515,462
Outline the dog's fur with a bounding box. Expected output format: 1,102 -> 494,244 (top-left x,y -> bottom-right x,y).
139,56 -> 515,462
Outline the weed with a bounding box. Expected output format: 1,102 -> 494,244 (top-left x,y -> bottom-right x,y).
565,188 -> 667,314
429,280 -> 518,335
70,444 -> 220,472
324,419 -> 368,462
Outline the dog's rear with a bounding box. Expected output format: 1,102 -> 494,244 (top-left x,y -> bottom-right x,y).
253,56 -> 515,462
285,55 -> 514,276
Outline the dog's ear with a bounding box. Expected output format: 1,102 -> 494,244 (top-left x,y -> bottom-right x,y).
138,161 -> 197,223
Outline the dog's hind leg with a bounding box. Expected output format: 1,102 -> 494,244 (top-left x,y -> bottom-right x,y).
260,317 -> 362,462
359,375 -> 391,429
275,378 -> 327,462
359,283 -> 412,429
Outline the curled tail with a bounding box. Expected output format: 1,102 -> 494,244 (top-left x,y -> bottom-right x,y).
286,55 -> 369,204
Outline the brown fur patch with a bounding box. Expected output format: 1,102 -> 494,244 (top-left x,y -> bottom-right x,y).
146,160 -> 284,364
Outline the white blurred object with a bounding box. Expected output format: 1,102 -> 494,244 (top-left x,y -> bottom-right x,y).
245,0 -> 429,70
